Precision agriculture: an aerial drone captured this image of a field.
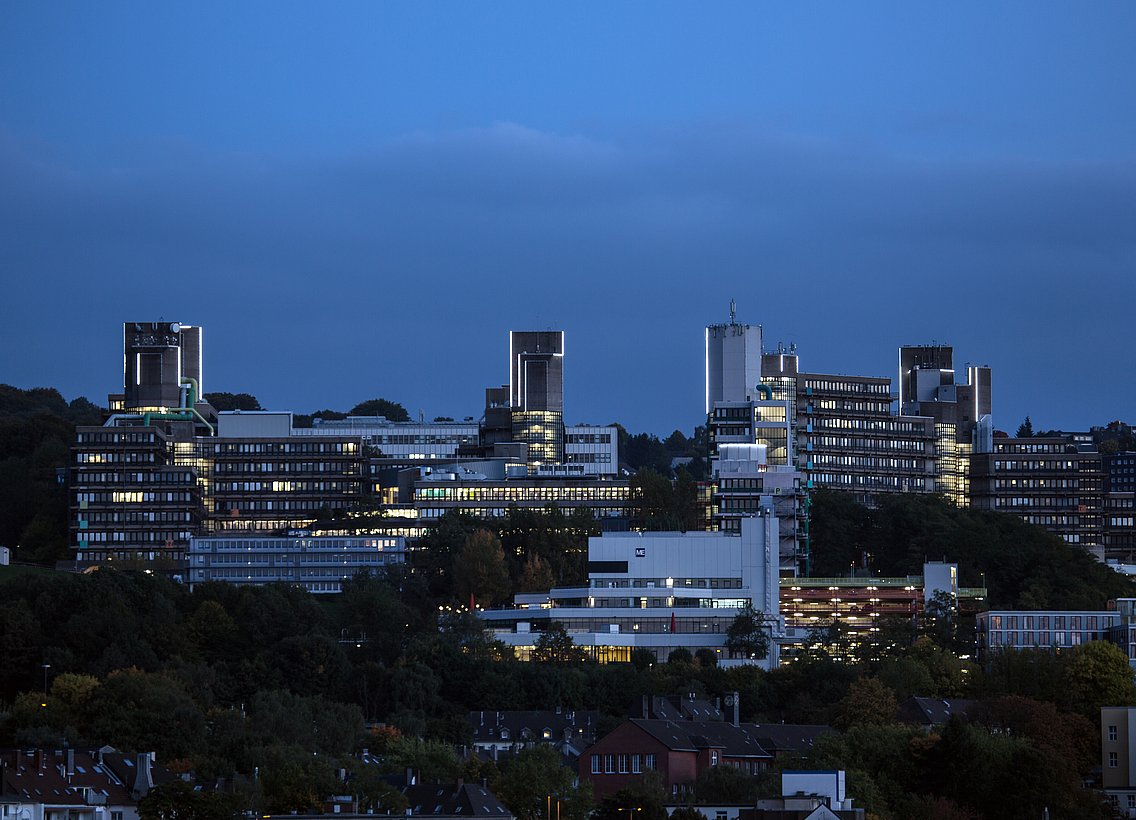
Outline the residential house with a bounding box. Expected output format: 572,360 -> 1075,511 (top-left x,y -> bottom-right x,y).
0,748 -> 175,820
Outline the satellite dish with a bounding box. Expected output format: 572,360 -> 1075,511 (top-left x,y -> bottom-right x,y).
169,323 -> 181,333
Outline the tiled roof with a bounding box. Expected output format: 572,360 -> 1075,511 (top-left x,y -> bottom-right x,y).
627,720 -> 772,759
0,749 -> 140,806
468,710 -> 600,746
401,782 -> 514,818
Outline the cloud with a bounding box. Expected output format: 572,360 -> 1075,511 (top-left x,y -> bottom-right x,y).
1,122 -> 1133,433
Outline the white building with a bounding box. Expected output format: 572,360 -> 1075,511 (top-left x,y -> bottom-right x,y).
479,514 -> 783,669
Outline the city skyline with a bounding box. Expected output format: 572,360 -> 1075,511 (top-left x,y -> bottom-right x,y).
2,4 -> 1134,434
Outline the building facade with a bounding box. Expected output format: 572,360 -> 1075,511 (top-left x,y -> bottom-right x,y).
970,435 -> 1105,554
1102,706 -> 1136,816
898,344 -> 993,505
187,533 -> 406,593
479,514 -> 782,667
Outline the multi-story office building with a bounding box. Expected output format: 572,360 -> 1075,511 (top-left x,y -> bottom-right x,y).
970,435 -> 1105,553
1106,493 -> 1136,561
704,313 -> 803,571
412,465 -> 632,524
976,609 -> 1122,657
479,514 -> 783,668
295,415 -> 480,460
898,344 -> 993,505
759,352 -> 938,506
71,425 -> 203,566
187,533 -> 407,593
564,425 -> 620,476
1107,453 -> 1136,494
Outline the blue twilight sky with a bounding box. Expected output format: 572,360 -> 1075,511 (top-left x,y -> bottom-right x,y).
2,3 -> 1134,435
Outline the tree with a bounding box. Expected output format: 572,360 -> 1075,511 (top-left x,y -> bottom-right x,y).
695,648 -> 718,668
518,552 -> 556,593
532,622 -> 586,664
1016,416 -> 1034,438
1060,640 -> 1136,718
349,398 -> 410,421
667,647 -> 693,665
453,529 -> 511,608
138,780 -> 242,820
495,746 -> 593,820
725,603 -> 770,660
203,392 -> 261,411
593,773 -> 667,820
693,764 -> 759,803
836,676 -> 898,730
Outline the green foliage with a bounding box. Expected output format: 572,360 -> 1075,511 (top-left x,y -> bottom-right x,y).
533,622 -> 587,664
202,392 -> 262,411
138,779 -> 242,820
0,385 -> 102,563
693,764 -> 759,803
454,529 -> 511,607
384,736 -> 462,782
836,676 -> 898,730
1016,416 -> 1034,437
495,746 -> 593,820
809,490 -> 1136,609
725,602 -> 770,660
593,772 -> 667,820
630,468 -> 699,531
349,398 -> 410,421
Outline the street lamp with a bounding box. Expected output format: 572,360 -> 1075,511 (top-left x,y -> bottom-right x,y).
41,663 -> 51,706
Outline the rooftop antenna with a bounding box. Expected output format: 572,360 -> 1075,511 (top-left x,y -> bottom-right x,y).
729,299 -> 736,324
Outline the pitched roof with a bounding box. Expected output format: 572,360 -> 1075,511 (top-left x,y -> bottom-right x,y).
748,725 -> 835,756
896,697 -> 977,726
468,710 -> 601,749
0,749 -> 136,806
626,720 -> 772,759
401,782 -> 514,818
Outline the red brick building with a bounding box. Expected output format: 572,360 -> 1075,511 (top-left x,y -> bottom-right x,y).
578,719 -> 768,799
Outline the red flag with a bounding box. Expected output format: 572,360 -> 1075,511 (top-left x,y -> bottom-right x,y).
470,592 -> 476,611
671,612 -> 676,633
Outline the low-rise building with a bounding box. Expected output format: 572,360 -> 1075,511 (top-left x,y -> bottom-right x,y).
480,514 -> 781,667
467,709 -> 602,759
1102,706 -> 1136,817
187,533 -> 407,593
0,748 -> 176,820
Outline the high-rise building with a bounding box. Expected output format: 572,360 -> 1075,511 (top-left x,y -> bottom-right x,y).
705,304 -> 763,413
898,344 -> 993,505
704,309 -> 802,571
122,321 -> 204,412
509,331 -> 565,468
760,352 -> 937,504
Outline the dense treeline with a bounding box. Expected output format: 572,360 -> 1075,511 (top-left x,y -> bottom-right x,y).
2,556 -> 1130,817
0,385 -> 103,563
810,489 -> 1136,608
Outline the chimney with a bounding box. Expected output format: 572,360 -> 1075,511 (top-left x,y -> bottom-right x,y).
479,711 -> 484,726
406,767 -> 415,786
731,691 -> 740,728
641,695 -> 649,719
66,749 -> 75,778
35,750 -> 45,775
133,753 -> 154,798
